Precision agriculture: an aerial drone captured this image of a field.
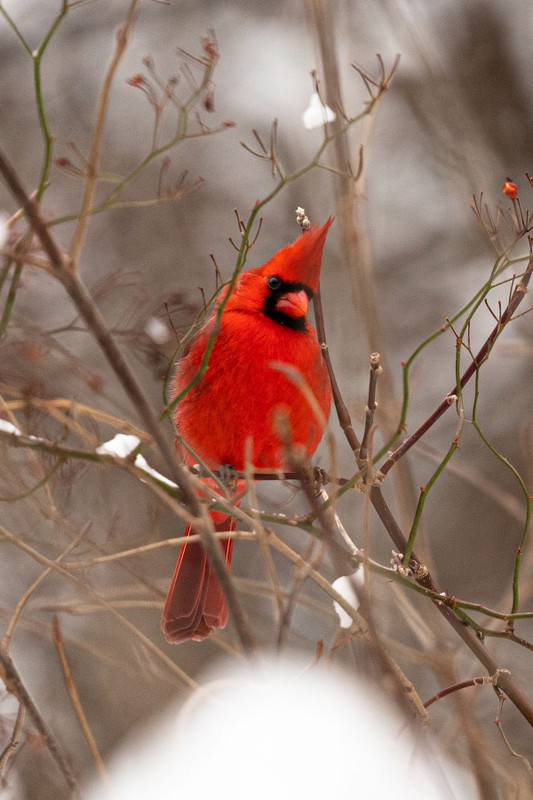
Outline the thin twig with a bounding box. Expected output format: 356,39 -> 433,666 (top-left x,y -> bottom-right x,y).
495,693 -> 533,777
273,423 -> 331,648
313,285 -> 360,456
52,617 -> 110,784
377,246 -> 533,479
69,0 -> 139,266
423,672 -> 504,709
243,445 -> 285,631
0,703 -> 26,784
2,523 -> 92,650
0,522 -> 197,689
359,352 -> 381,461
0,646 -> 80,796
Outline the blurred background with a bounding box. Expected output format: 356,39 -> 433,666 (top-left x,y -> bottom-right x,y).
0,1 -> 532,797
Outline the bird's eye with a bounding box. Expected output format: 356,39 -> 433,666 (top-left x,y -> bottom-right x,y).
267,275 -> 282,290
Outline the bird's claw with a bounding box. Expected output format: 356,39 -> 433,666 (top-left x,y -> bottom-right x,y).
219,464 -> 239,492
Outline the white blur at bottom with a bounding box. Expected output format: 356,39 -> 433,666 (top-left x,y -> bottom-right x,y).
87,657 -> 473,800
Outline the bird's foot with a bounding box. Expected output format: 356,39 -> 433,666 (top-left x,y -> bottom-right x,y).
218,464 -> 239,493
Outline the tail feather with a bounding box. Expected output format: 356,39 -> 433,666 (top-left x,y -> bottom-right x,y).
162,517 -> 235,644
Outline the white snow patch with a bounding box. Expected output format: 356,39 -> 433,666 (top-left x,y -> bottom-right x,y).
0,214 -> 9,250
134,454 -> 177,489
86,657 -> 473,800
302,91 -> 336,129
332,574 -> 362,628
96,434 -> 141,458
144,317 -> 170,345
0,420 -> 21,436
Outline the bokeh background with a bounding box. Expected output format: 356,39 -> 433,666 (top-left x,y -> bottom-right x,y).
0,1 -> 532,798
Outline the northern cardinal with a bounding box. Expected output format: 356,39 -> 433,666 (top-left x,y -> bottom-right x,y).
162,218 -> 333,643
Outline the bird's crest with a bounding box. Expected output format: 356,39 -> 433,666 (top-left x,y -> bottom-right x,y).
258,217 -> 334,292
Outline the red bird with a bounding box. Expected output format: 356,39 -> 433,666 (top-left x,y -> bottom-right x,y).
162,218 -> 333,643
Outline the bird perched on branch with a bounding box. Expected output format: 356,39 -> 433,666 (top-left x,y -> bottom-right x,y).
162,217 -> 333,643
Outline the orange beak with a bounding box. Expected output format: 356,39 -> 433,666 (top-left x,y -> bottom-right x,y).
275,289 -> 309,319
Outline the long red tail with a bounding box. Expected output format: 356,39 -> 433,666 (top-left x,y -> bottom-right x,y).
162,515 -> 235,644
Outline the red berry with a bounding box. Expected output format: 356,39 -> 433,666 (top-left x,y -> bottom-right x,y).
502,179 -> 518,199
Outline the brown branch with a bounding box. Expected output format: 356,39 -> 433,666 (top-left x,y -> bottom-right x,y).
0,646 -> 80,796
0,702 -> 25,784
313,275 -> 533,728
378,246 -> 533,479
0,248 -> 51,271
359,352 -> 381,461
495,693 -> 533,776
423,671 -> 504,709
52,616 -> 110,784
273,428 -> 336,646
313,285 -> 360,456
0,426 -> 357,487
2,523 -> 91,650
69,0 -> 139,266
0,521 -> 197,689
372,473 -> 533,726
